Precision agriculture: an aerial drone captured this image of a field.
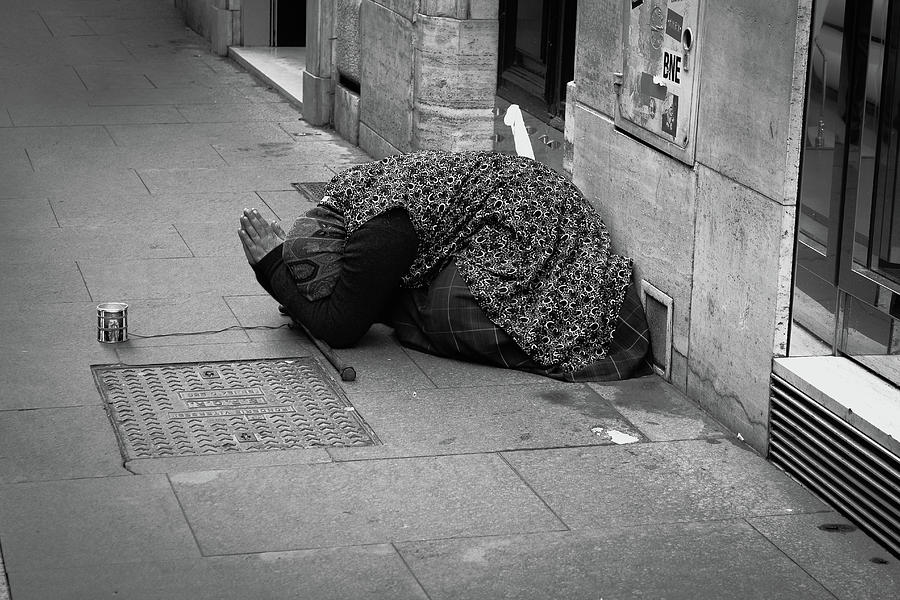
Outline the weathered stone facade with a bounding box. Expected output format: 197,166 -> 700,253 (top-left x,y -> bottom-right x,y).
175,0 -> 813,455
568,0 -> 811,452
175,0 -> 242,56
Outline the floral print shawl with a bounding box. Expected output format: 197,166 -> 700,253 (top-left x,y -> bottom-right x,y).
320,150 -> 633,372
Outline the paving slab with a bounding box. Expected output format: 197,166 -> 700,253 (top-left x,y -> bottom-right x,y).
0,145 -> 33,175
134,164 -> 334,194
748,512 -> 900,600
72,64 -> 157,90
0,300 -> 115,350
0,67 -> 86,103
105,122 -> 295,147
5,225 -> 191,262
0,551 -> 7,600
50,191 -> 267,226
318,325 -> 438,393
328,380 -> 642,460
84,16 -> 187,37
0,198 -> 59,228
78,256 -> 261,299
7,545 -> 427,600
501,439 -> 828,529
0,405 -> 128,483
87,85 -> 259,107
0,343 -> 116,410
223,295 -> 308,343
0,474 -> 199,571
174,221 -> 248,258
589,376 -> 730,441
395,521 -> 834,600
124,447 -> 333,475
50,35 -> 133,63
212,140 -> 370,168
256,189 -> 319,221
28,143 -> 227,171
0,124 -> 115,151
169,454 -> 566,555
109,295 -> 251,347
0,260 -> 91,302
40,13 -> 97,37
1,166 -> 149,199
176,101 -> 303,124
8,103 -> 186,127
402,347 -> 554,387
112,340 -> 317,367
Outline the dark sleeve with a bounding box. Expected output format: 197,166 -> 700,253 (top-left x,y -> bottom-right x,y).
252,208 -> 418,348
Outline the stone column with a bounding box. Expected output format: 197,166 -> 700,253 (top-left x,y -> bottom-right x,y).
352,0 -> 498,157
211,0 -> 242,56
303,0 -> 335,126
413,1 -> 498,152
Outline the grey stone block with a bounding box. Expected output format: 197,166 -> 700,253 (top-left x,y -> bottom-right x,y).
78,256 -> 261,300
695,0 -> 803,202
7,546 -> 429,600
0,406 -> 129,483
169,454 -> 566,554
360,1 -> 414,151
359,121 -> 403,158
588,375 -> 729,441
0,475 -> 199,571
502,439 -> 827,529
688,165 -> 793,452
0,261 -> 91,303
327,380 -> 643,461
50,191 -> 269,226
211,140 -> 369,167
747,512 -> 900,599
397,521 -> 835,600
334,83 -> 361,145
133,164 -> 334,194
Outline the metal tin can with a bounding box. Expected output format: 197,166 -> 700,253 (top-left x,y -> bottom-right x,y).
97,302 -> 128,343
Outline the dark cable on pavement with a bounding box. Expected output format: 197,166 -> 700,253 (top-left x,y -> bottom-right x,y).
128,324 -> 291,338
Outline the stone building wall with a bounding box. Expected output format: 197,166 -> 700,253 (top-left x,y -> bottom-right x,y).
568,0 -> 812,453
174,0 -> 815,455
306,0 -> 499,157
174,0 -> 241,56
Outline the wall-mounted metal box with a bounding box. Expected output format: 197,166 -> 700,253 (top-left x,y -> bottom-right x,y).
616,0 -> 703,165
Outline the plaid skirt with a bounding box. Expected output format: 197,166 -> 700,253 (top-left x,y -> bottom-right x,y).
391,261 -> 652,382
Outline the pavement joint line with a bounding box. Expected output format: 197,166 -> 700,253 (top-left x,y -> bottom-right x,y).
0,473 -> 137,486
743,516 -> 843,600
0,539 -> 9,600
73,259 -> 93,302
165,472 -> 207,557
497,450 -> 572,532
390,541 -> 434,600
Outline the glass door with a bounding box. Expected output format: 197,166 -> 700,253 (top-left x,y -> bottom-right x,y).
792,0 -> 900,387
497,0 -> 576,124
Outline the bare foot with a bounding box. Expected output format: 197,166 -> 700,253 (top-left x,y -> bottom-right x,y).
238,208 -> 285,265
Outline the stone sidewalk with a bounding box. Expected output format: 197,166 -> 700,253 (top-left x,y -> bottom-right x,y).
0,1 -> 897,598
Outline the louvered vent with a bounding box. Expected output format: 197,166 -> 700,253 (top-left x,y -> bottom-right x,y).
769,374 -> 900,557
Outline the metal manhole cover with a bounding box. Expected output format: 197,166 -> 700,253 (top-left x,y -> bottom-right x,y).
291,181 -> 328,202
92,357 -> 379,459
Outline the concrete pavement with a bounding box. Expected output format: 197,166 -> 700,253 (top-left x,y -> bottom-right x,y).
0,1 -> 898,598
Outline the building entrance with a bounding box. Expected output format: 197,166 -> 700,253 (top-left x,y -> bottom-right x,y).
793,0 -> 900,388
497,0 -> 576,127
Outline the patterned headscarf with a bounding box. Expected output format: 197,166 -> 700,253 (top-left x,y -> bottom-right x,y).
321,150 -> 633,372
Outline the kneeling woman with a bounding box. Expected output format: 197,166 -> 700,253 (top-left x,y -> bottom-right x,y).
239,150 -> 650,382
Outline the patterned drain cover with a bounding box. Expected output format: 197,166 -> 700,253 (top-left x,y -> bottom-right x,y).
92,358 -> 379,459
